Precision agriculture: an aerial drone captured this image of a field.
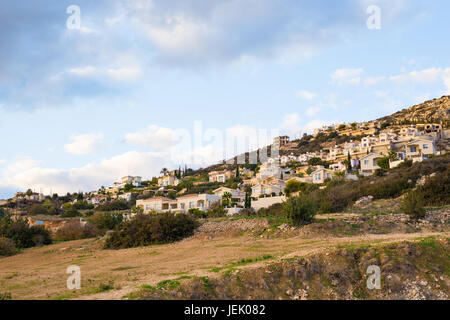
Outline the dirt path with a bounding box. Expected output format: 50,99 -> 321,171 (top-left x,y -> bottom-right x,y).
1,229 -> 447,300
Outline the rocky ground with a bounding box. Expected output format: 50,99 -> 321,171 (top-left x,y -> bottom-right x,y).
139,238 -> 450,300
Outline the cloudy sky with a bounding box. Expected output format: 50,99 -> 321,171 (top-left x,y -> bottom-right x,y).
1,0 -> 450,198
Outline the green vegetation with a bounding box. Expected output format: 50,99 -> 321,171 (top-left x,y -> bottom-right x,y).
88,212 -> 123,232
104,213 -> 198,249
400,190 -> 426,220
282,194 -> 317,226
0,215 -> 52,252
54,222 -> 99,241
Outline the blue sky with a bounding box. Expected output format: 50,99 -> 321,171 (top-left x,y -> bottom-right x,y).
1,0 -> 450,198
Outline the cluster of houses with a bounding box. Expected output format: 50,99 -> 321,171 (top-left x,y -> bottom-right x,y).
3,121 -> 447,217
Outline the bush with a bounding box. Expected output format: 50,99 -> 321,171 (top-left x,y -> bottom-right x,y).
95,199 -> 130,212
282,195 -> 317,226
419,170 -> 450,206
28,204 -> 48,216
188,208 -> 207,219
88,212 -> 123,232
0,236 -> 17,256
0,216 -> 52,248
400,190 -> 426,220
206,202 -> 227,218
54,222 -> 99,241
104,213 -> 198,249
238,208 -> 256,216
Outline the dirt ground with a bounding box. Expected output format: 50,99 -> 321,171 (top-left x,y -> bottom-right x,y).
0,213 -> 448,300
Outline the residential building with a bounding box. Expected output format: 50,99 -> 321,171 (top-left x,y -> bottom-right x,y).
405,138 -> 437,161
251,183 -> 284,198
212,187 -> 246,203
158,175 -> 179,187
118,192 -> 132,202
311,168 -> 334,184
273,136 -> 290,150
121,176 -> 142,187
209,170 -> 236,183
136,197 -> 178,214
137,194 -> 221,214
360,153 -> 384,174
176,194 -> 221,213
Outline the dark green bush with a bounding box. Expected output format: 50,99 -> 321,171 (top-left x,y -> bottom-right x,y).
400,190 -> 426,220
282,195 -> 317,226
104,213 -> 198,249
88,212 -> 123,231
95,199 -> 129,212
0,216 -> 52,248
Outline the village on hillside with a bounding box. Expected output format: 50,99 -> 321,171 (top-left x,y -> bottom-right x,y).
2,112 -> 449,228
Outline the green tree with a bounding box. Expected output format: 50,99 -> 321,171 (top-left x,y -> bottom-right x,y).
282,195 -> 317,226
377,156 -> 390,170
400,190 -> 426,220
123,183 -> 134,192
222,192 -> 232,208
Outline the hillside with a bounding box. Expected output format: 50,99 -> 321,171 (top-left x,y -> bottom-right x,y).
378,95 -> 450,125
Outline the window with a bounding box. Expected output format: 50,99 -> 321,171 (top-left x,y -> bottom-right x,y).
410,146 -> 417,153
145,205 -> 150,211
180,203 -> 185,210
189,202 -> 193,208
364,160 -> 369,165
423,144 -> 428,149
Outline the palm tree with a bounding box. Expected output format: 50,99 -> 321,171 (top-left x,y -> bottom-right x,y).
160,168 -> 168,176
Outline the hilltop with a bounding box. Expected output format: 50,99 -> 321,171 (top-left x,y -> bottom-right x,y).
378,95 -> 450,125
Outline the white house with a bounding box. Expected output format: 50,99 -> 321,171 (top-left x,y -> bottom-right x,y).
212,187 -> 246,203
405,138 -> 436,161
311,168 -> 334,184
360,153 -> 384,174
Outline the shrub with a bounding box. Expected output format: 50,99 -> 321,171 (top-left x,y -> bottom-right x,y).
376,156 -> 390,170
88,212 -> 123,232
419,170 -> 450,206
0,216 -> 52,248
104,213 -> 198,249
206,202 -> 227,218
188,208 -> 207,219
238,208 -> 256,216
28,204 -> 48,216
400,190 -> 426,220
95,199 -> 129,212
0,236 -> 17,256
54,222 -> 99,241
282,195 -> 317,226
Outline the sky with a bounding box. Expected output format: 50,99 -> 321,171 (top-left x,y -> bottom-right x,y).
1,0 -> 450,198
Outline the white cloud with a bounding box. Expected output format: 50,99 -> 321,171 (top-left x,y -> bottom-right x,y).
0,151 -> 170,195
364,76 -> 386,86
389,67 -> 443,84
69,65 -> 141,81
331,68 -> 364,85
306,105 -> 321,117
125,125 -> 181,149
64,133 -> 103,155
296,90 -> 317,100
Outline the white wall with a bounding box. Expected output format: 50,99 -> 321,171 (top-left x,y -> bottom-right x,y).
251,196 -> 286,212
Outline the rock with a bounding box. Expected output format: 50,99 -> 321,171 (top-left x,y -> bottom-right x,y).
420,281 -> 428,287
354,196 -> 374,207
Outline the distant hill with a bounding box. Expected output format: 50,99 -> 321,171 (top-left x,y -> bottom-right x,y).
205,95 -> 450,170
378,95 -> 450,125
